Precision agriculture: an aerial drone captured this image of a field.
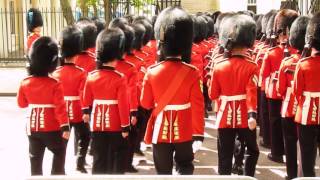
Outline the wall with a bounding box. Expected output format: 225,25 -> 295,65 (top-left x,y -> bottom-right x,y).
182,0 -> 219,13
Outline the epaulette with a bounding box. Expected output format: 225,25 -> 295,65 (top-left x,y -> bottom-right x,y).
214,58 -> 229,65
114,70 -> 124,77
299,56 -> 312,62
268,46 -> 280,51
89,70 -> 99,75
283,55 -> 294,62
48,76 -> 59,82
135,55 -> 144,61
182,62 -> 198,70
74,65 -> 85,72
55,66 -> 63,70
148,61 -> 165,70
86,51 -> 96,58
124,61 -> 136,68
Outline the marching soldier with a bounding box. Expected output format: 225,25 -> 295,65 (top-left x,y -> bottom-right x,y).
75,19 -> 98,73
109,18 -> 140,172
17,37 -> 70,175
52,26 -> 90,173
26,8 -> 43,53
293,12 -> 320,177
261,9 -> 298,163
141,7 -> 204,174
209,14 -> 259,177
82,28 -> 130,174
277,15 -> 310,180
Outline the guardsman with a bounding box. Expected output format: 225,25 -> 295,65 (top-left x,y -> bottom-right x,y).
277,16 -> 310,180
209,14 -> 259,177
109,18 -> 140,172
255,10 -> 278,148
141,7 -> 204,174
52,26 -> 90,173
17,37 -> 70,175
82,28 -> 130,174
75,19 -> 97,73
293,12 -> 320,177
26,8 -> 43,53
261,9 -> 298,163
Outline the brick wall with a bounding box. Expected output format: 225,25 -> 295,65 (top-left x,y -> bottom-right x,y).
181,0 -> 219,13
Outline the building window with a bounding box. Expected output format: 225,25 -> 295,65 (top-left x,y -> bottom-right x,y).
248,0 -> 257,5
9,1 -> 15,35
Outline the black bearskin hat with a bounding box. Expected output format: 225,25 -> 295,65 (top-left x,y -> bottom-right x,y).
154,7 -> 193,62
124,15 -> 135,24
96,28 -> 125,63
274,9 -> 298,36
131,23 -> 145,50
28,37 -> 58,76
306,12 -> 320,51
289,16 -> 310,51
193,15 -> 208,43
266,13 -> 277,39
76,19 -> 97,50
261,10 -> 278,35
202,15 -> 214,38
108,17 -> 129,30
238,10 -> 254,17
26,8 -> 43,32
151,15 -> 158,40
133,17 -> 153,45
123,25 -> 135,54
92,17 -> 106,35
211,11 -> 221,25
254,14 -> 264,39
60,25 -> 83,58
214,12 -> 235,35
220,14 -> 256,49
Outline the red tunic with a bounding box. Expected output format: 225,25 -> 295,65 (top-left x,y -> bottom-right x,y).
141,60 -> 204,143
277,54 -> 300,118
142,40 -> 157,67
17,76 -> 69,133
82,67 -> 130,132
293,55 -> 320,125
74,51 -> 96,73
52,64 -> 87,123
255,44 -> 269,89
27,33 -> 41,52
115,60 -> 139,113
209,55 -> 259,129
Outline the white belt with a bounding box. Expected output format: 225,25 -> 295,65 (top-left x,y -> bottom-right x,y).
29,104 -> 55,108
281,87 -> 292,118
303,92 -> 320,98
220,95 -> 246,101
64,96 -> 80,101
163,103 -> 191,111
93,100 -> 118,105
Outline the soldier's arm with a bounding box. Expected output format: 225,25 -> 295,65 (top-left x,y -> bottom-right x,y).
118,77 -> 130,132
208,67 -> 221,100
82,77 -> 93,115
53,83 -> 70,132
246,68 -> 258,120
191,74 -> 205,141
277,60 -> 288,96
140,72 -> 155,110
293,62 -> 304,98
17,82 -> 28,108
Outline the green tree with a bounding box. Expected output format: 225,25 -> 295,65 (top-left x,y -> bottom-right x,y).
60,0 -> 75,25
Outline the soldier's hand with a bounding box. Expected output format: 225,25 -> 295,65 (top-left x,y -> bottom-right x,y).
192,140 -> 203,153
248,118 -> 257,130
131,116 -> 138,126
62,131 -> 70,140
122,132 -> 129,138
83,114 -> 90,123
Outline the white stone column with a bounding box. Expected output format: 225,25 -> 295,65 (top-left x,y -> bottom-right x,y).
218,0 -> 247,12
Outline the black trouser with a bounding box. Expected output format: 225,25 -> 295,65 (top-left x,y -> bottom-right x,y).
91,132 -> 128,174
297,124 -> 320,177
257,87 -> 261,128
28,131 -> 67,175
259,91 -> 270,145
152,141 -> 194,175
268,99 -> 284,157
203,83 -> 212,112
218,128 -> 259,177
136,106 -> 151,151
282,117 -> 298,179
234,134 -> 245,166
125,124 -> 138,170
69,122 -> 90,168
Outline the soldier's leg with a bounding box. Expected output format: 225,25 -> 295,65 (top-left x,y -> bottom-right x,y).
282,117 -> 298,179
44,131 -> 67,175
91,132 -> 108,174
28,134 -> 45,175
232,134 -> 245,175
111,132 -> 128,174
174,141 -> 194,175
239,128 -> 259,177
217,128 -> 236,175
153,143 -> 174,174
125,125 -> 138,172
268,99 -> 284,161
260,91 -> 270,147
74,122 -> 90,171
297,124 -> 318,177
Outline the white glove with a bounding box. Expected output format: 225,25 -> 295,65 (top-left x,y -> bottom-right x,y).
192,140 -> 203,153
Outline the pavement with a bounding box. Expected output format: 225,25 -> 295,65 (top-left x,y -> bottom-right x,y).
0,67 -> 319,179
